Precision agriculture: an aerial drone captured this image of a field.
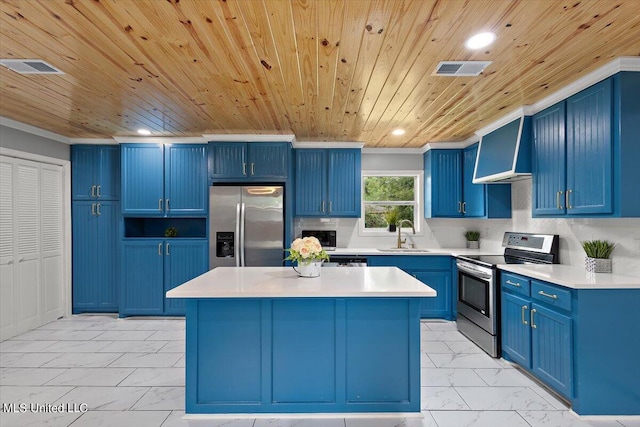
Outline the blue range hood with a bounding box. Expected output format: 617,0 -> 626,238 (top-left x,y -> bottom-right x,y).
473,116 -> 532,183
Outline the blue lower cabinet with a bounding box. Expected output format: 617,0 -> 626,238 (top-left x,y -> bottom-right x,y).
501,292 -> 531,367
121,239 -> 207,317
72,201 -> 119,313
531,303 -> 573,398
368,256 -> 454,319
185,297 -> 421,414
413,271 -> 452,319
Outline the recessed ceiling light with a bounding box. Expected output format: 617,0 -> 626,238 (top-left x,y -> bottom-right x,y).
465,32 -> 496,50
137,129 -> 151,136
392,129 -> 405,136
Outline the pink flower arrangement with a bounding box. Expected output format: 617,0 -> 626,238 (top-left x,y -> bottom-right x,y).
285,236 -> 330,265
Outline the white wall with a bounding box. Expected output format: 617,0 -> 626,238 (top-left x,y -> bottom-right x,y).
295,153 -> 640,277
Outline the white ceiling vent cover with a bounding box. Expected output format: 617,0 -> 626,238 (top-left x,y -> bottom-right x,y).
433,61 -> 491,77
0,59 -> 64,74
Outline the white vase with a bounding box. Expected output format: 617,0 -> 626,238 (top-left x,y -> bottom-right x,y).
293,260 -> 322,278
466,240 -> 480,249
585,257 -> 612,273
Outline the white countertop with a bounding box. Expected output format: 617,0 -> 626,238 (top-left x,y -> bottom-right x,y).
329,247 -> 502,256
166,266 -> 438,298
499,264 -> 640,290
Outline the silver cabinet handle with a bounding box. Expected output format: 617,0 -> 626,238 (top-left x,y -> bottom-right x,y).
522,305 -> 528,325
462,201 -> 466,214
158,199 -> 163,211
96,203 -> 101,215
243,162 -> 247,175
530,308 -> 537,329
91,185 -> 96,198
166,199 -> 170,211
91,203 -> 96,215
158,243 -> 162,256
96,185 -> 101,198
321,201 -> 325,213
166,243 -> 170,255
328,201 -> 332,213
251,163 -> 255,175
538,290 -> 557,300
566,189 -> 572,209
557,190 -> 564,210
457,201 -> 462,212
506,279 -> 521,287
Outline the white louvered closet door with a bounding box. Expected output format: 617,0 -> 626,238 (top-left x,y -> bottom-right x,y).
41,164 -> 64,322
15,159 -> 42,333
0,157 -> 15,338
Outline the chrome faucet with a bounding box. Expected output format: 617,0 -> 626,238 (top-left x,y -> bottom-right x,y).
396,219 -> 415,248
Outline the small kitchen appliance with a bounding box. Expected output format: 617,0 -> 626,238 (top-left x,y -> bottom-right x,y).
455,232 -> 559,357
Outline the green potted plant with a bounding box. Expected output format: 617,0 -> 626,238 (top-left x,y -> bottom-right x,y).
464,230 -> 481,249
582,240 -> 615,273
384,208 -> 399,232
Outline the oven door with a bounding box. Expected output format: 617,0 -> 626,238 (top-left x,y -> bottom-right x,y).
456,262 -> 496,335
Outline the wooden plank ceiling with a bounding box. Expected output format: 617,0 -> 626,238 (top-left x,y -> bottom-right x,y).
1,0 -> 639,147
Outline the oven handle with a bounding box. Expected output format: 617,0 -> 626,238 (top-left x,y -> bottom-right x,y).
456,262 -> 493,280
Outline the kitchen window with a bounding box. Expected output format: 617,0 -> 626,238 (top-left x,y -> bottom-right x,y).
360,172 -> 422,234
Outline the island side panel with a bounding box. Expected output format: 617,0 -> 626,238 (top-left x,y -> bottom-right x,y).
185,297 -> 421,414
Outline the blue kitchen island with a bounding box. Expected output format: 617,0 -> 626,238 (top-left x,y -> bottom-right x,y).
166,266 -> 436,416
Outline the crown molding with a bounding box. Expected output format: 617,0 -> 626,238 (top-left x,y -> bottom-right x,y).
69,138 -> 118,145
203,134 -> 295,143
1,116 -> 71,144
112,136 -> 207,144
362,147 -> 425,154
531,56 -> 640,113
292,141 -> 365,149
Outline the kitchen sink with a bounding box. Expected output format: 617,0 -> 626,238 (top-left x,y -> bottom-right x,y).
379,248 -> 431,253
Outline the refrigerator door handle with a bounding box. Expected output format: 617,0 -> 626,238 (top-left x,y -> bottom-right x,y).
235,203 -> 241,267
240,202 -> 246,267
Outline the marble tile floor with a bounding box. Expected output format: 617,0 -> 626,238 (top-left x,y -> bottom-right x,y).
0,316 -> 637,427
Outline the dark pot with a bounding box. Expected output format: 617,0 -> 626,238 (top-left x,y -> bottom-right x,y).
388,225 -> 397,232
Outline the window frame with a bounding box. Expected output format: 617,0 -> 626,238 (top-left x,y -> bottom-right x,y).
359,170 -> 423,236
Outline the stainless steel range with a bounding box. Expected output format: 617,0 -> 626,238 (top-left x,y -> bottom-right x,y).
455,232 -> 559,357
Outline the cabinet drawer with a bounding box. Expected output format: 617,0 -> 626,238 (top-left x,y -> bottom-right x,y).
501,272 -> 530,297
531,281 -> 572,312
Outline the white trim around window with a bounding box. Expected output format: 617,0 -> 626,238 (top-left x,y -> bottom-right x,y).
359,170 -> 423,236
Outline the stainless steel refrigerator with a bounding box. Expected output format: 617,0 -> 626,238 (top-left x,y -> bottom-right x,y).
209,186 -> 284,269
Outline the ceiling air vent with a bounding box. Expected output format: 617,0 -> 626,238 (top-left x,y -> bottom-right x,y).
433,61 -> 491,77
0,59 -> 64,74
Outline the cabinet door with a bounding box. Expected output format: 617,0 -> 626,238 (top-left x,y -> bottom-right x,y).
71,146 -> 97,200
426,150 -> 463,217
413,270 -> 451,319
165,145 -> 207,216
248,142 -> 289,178
72,202 -> 98,311
532,102 -> 566,216
95,202 -> 119,310
121,240 -> 164,315
462,144 -> 485,217
295,150 -> 327,216
327,149 -> 361,217
121,144 -> 165,215
164,240 -> 207,315
209,143 -> 247,179
566,78 -> 613,215
531,303 -> 573,398
501,292 -> 531,367
96,146 -> 120,200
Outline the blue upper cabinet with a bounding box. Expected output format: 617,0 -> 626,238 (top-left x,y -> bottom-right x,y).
424,146 -> 511,218
121,143 -> 207,216
295,149 -> 361,217
208,142 -> 290,181
532,102 -> 567,216
327,149 -> 361,217
165,145 -> 208,215
71,145 -> 120,200
532,72 -> 640,217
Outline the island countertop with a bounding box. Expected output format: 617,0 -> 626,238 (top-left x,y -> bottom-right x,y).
166,266 -> 437,298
